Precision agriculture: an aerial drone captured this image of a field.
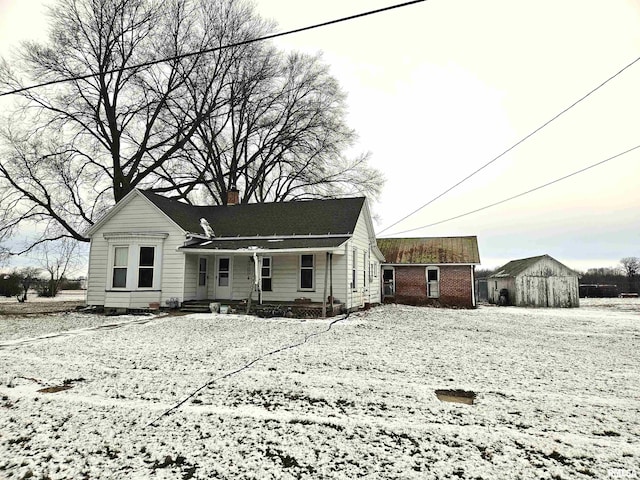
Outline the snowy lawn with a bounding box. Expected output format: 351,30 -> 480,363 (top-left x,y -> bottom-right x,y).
0,299 -> 638,479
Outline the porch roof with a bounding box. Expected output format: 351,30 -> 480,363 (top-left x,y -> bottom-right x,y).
178,236 -> 350,253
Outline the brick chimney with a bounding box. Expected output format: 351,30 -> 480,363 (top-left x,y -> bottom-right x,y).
227,186 -> 240,205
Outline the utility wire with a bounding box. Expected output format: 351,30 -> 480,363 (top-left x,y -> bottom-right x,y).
147,313 -> 350,427
0,0 -> 425,98
377,54 -> 640,235
380,143 -> 640,237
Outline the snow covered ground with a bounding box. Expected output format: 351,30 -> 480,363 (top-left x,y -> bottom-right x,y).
0,299 -> 638,479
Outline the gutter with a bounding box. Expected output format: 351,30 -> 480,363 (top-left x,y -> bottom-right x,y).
176,246 -> 347,255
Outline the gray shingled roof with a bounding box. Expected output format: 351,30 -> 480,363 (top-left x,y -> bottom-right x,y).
140,190 -> 365,238
377,237 -> 480,264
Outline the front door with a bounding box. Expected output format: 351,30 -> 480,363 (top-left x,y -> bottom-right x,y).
216,256 -> 232,299
196,257 -> 208,299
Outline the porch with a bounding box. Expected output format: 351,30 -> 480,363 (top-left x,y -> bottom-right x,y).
180,299 -> 345,318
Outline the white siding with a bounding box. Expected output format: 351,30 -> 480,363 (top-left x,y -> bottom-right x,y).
240,253 -> 336,303
87,193 -> 186,309
343,207 -> 382,309
183,254 -> 199,300
488,257 -> 579,308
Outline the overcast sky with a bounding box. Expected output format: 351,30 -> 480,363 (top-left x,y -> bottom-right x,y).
1,0 -> 639,271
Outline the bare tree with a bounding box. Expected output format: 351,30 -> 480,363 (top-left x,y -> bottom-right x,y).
13,267 -> 42,302
185,50 -> 383,204
0,0 -> 383,257
0,0 -> 268,252
620,257 -> 640,293
36,238 -> 82,297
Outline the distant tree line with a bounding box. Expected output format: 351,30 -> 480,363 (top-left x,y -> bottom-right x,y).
0,268 -> 84,301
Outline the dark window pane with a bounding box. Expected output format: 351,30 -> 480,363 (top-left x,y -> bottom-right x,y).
198,272 -> 206,286
199,258 -> 207,272
139,247 -> 154,266
138,268 -> 153,288
262,278 -> 272,291
262,267 -> 270,277
301,269 -> 313,289
113,268 -> 127,288
262,258 -> 270,267
301,255 -> 313,267
219,258 -> 229,271
428,269 -> 438,281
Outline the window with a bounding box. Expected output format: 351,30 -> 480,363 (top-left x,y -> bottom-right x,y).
363,252 -> 367,287
112,246 -> 128,288
427,267 -> 440,298
261,257 -> 272,291
352,247 -> 357,291
138,246 -> 155,288
104,233 -> 167,292
218,258 -> 230,287
300,254 -> 314,290
198,258 -> 207,287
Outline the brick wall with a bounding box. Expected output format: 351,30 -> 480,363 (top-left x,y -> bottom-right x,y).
393,265 -> 474,308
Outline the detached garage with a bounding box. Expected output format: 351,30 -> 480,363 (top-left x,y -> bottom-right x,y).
488,254 -> 579,308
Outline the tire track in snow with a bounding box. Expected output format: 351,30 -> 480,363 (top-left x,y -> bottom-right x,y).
0,315 -> 166,350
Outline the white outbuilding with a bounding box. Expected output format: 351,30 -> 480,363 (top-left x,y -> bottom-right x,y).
488,254 -> 579,308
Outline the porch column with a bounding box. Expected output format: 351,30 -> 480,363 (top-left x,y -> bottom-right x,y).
329,253 -> 334,312
322,252 -> 329,318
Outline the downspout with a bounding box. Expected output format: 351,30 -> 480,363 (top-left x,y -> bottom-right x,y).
471,265 -> 476,308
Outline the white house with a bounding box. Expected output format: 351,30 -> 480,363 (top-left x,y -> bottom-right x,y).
85,189 -> 384,315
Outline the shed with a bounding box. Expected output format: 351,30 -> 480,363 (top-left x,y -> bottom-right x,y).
377,236 -> 480,308
488,254 -> 579,308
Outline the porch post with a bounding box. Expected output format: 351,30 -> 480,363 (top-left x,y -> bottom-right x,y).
322,252 -> 329,318
329,253 -> 334,311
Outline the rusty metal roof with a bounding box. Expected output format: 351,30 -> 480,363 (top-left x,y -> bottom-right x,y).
377,237 -> 480,264
489,254 -> 577,278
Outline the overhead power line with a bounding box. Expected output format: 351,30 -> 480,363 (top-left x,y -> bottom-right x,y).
0,0 -> 426,98
379,143 -> 640,237
377,54 -> 640,235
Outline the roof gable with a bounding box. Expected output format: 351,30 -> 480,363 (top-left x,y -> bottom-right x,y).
377,237 -> 480,264
85,189 -> 185,237
139,190 -> 365,237
490,254 -> 577,278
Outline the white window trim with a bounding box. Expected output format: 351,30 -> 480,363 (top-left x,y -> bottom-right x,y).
136,245 -> 157,290
299,254 -> 315,291
363,251 -> 367,288
352,247 -> 357,291
261,256 -> 272,291
111,245 -> 129,290
426,266 -> 440,298
104,233 -> 167,292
